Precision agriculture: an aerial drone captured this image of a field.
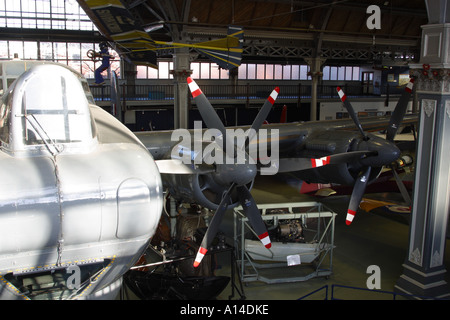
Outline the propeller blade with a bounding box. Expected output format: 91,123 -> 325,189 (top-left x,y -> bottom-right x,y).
237,185 -> 271,249
386,79 -> 414,141
239,87 -> 279,150
246,87 -> 279,142
187,77 -> 227,137
193,184 -> 235,268
337,87 -> 367,140
346,166 -> 371,225
277,151 -> 376,173
391,167 -> 412,206
155,159 -> 214,174
187,77 -> 234,156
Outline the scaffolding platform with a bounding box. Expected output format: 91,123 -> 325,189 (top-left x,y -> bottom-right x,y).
233,201 -> 336,284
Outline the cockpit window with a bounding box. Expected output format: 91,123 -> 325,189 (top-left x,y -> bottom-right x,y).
19,65 -> 95,148
1,64 -> 97,154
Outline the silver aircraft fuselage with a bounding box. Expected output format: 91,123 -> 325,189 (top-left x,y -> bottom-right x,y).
0,64 -> 163,299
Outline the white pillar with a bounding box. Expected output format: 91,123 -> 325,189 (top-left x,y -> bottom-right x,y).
305,57 -> 326,121
172,48 -> 191,129
395,20 -> 450,299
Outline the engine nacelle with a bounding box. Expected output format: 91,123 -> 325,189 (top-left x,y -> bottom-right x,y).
161,142 -> 254,210
294,131 -> 385,186
162,172 -> 253,210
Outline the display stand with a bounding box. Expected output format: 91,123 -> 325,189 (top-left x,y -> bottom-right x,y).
233,201 -> 336,284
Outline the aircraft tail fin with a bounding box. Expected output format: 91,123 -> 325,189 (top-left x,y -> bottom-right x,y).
196,26 -> 244,70
280,105 -> 287,123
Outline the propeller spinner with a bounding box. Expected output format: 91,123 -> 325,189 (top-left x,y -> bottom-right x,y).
337,79 -> 414,225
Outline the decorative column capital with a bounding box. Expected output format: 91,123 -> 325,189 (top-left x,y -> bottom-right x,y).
170,69 -> 193,80
409,64 -> 450,94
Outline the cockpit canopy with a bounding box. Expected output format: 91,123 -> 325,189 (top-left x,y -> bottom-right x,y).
0,64 -> 97,156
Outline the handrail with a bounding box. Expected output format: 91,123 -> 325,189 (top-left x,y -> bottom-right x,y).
330,284 -> 440,300
297,284 -> 442,300
90,83 -> 380,102
296,285 -> 329,300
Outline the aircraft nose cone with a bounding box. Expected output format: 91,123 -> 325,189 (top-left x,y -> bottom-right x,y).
385,143 -> 401,163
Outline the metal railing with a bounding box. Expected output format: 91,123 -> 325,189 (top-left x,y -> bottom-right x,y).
297,284 -> 442,300
90,83 -> 374,103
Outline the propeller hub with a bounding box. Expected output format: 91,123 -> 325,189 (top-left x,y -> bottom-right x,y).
214,161 -> 257,186
358,135 -> 401,167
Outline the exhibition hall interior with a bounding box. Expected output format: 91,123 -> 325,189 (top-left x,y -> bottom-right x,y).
0,0 -> 449,301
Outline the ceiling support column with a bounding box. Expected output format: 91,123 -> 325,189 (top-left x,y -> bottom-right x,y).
172,47 -> 191,129
395,0 -> 450,299
305,2 -> 331,122
305,57 -> 326,121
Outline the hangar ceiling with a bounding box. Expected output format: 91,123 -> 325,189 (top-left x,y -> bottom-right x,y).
121,0 -> 428,65
0,0 -> 429,66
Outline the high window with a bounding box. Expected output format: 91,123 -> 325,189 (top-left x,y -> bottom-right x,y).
0,40 -> 120,79
0,0 -> 96,30
0,1 -> 113,79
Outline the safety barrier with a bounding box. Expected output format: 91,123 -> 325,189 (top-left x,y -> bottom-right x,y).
297,284 -> 441,300
90,83 -> 374,103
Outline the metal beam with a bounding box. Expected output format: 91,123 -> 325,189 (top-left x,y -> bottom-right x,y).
0,27 -> 104,43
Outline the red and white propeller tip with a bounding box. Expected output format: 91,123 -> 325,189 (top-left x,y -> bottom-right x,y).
405,79 -> 414,93
187,77 -> 202,98
193,235 -> 271,268
311,156 -> 330,168
346,209 -> 356,226
193,247 -> 207,268
268,87 -> 280,105
336,87 -> 347,102
259,232 -> 272,249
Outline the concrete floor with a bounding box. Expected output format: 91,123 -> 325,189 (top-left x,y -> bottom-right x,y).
211,175 -> 450,300
120,174 -> 450,301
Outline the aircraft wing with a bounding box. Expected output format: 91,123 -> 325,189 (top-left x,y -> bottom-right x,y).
328,113 -> 418,133
77,1 -> 243,70
136,78 -> 418,230
77,0 -> 158,68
